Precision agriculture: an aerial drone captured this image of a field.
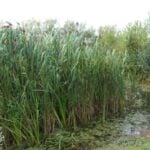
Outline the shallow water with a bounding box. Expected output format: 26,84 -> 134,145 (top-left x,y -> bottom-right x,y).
121,86 -> 150,137
121,111 -> 150,137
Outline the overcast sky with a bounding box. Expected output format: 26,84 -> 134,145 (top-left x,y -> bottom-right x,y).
0,0 -> 150,29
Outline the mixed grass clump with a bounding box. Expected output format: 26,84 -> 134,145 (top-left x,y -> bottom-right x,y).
0,22 -> 125,148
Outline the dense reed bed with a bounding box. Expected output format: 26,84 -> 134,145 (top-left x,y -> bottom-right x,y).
0,23 -> 125,147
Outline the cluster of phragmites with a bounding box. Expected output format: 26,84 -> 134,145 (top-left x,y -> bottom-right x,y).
0,21 -> 25,33
1,21 -> 13,28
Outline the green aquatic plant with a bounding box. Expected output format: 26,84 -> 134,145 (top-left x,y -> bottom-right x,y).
0,22 -> 125,148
